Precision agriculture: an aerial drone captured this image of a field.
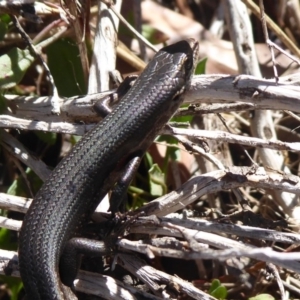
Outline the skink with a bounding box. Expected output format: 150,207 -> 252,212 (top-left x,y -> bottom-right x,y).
18,38 -> 199,300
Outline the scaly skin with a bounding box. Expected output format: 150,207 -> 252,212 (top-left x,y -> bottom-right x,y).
18,39 -> 199,300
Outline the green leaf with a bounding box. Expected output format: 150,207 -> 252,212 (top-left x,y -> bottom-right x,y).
0,18 -> 8,41
249,294 -> 275,300
172,105 -> 193,123
208,279 -> 228,299
70,135 -> 81,145
8,278 -> 23,300
210,286 -> 227,299
142,24 -> 161,45
35,131 -> 57,146
0,275 -> 23,300
195,57 -> 207,75
148,164 -> 166,197
0,227 -> 14,249
46,39 -> 86,97
144,152 -> 154,167
0,48 -> 35,89
208,279 -> 221,293
156,135 -> 180,171
0,14 -> 11,24
7,168 -> 42,197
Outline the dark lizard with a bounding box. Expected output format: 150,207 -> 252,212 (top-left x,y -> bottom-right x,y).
18,39 -> 199,299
